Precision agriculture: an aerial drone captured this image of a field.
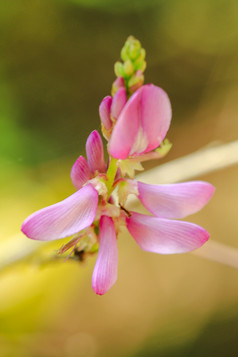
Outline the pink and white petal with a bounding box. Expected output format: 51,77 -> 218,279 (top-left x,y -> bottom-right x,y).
127,212 -> 209,254
108,84 -> 172,159
111,87 -> 127,120
86,130 -> 106,174
108,92 -> 142,159
21,184 -> 98,241
140,85 -> 172,154
70,155 -> 91,190
138,181 -> 215,219
99,96 -> 112,130
92,216 -> 118,295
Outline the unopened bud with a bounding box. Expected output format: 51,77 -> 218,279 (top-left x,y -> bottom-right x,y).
86,130 -> 106,174
133,49 -> 146,71
123,59 -> 134,77
114,61 -> 125,77
128,39 -> 141,60
121,46 -> 129,62
111,87 -> 127,120
128,70 -> 144,93
111,76 -> 125,96
99,96 -> 112,130
113,36 -> 146,96
141,60 -> 146,73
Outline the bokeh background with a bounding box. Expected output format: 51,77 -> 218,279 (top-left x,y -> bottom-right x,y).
0,0 -> 238,356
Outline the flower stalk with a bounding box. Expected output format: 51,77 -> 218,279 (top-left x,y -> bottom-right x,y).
106,157 -> 118,197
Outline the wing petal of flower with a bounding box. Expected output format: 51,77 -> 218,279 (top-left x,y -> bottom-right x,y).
138,181 -> 215,219
127,212 -> 209,254
21,184 -> 98,241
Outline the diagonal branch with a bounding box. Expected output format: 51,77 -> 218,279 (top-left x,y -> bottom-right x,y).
136,140 -> 238,184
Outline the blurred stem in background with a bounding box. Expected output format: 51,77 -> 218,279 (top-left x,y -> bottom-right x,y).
1,140 -> 238,273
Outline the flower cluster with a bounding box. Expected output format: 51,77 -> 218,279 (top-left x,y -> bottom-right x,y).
21,36 -> 214,295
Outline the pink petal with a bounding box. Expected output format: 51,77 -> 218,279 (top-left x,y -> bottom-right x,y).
138,181 -> 215,219
92,216 -> 118,295
127,212 -> 209,254
112,76 -> 125,92
99,96 -> 112,130
86,130 -> 106,174
111,87 -> 127,120
21,184 -> 98,241
70,156 -> 91,190
108,84 -> 172,159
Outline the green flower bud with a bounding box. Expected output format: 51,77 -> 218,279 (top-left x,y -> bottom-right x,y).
141,61 -> 147,73
128,41 -> 141,60
123,59 -> 134,77
155,139 -> 172,158
128,70 -> 144,93
114,61 -> 125,77
133,49 -> 146,71
121,46 -> 129,61
111,76 -> 125,96
114,36 -> 147,96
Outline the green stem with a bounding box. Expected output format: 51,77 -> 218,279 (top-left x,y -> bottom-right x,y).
106,157 -> 118,197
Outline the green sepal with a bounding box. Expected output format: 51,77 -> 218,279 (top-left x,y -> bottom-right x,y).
89,242 -> 99,254
155,139 -> 172,158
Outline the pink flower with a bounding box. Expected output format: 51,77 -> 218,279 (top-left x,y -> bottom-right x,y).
108,84 -> 172,159
21,83 -> 214,296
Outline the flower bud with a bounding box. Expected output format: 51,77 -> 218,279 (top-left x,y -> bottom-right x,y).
114,61 -> 125,77
123,59 -> 134,77
113,36 -> 146,97
121,46 -> 129,62
99,96 -> 112,130
128,39 -> 141,60
111,76 -> 125,96
133,49 -> 146,72
128,70 -> 144,94
86,130 -> 106,174
111,87 -> 127,120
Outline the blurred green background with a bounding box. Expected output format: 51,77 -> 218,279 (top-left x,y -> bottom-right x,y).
0,0 -> 238,356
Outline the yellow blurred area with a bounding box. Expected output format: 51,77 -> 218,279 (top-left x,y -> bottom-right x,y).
0,0 -> 238,356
